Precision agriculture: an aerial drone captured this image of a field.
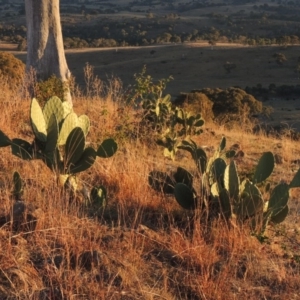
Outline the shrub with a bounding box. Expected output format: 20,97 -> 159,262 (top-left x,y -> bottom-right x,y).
34,75 -> 69,106
174,92 -> 214,121
178,87 -> 268,126
149,136 -> 300,234
273,52 -> 287,65
0,51 -> 25,86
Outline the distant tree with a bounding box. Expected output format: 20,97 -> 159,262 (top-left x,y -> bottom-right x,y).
157,32 -> 172,43
290,35 -> 299,45
273,52 -> 287,65
208,39 -> 217,50
146,12 -> 154,18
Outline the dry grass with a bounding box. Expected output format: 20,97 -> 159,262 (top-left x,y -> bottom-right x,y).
11,42 -> 300,131
1,74 -> 300,300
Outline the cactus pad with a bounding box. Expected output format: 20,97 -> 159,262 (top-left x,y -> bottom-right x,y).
174,183 -> 197,210
0,130 -> 11,147
58,112 -> 78,146
69,147 -> 97,174
97,139 -> 118,158
30,98 -> 47,142
43,96 -> 64,127
253,152 -> 274,184
65,127 -> 85,171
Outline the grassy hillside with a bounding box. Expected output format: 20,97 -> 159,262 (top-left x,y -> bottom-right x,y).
8,42 -> 300,132
1,70 -> 300,299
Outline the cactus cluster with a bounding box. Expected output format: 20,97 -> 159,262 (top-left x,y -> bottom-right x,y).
0,97 -> 118,206
149,136 -> 300,232
175,108 -> 205,136
143,94 -> 172,124
156,112 -> 205,161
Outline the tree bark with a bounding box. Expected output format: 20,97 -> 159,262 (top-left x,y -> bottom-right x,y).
25,0 -> 72,105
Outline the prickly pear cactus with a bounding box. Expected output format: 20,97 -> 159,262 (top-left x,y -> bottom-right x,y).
156,136 -> 300,232
0,96 -> 118,205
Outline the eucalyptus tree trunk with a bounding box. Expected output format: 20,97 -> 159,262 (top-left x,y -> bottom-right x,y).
25,0 -> 72,105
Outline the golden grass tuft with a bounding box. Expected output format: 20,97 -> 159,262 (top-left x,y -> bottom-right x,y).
0,73 -> 300,300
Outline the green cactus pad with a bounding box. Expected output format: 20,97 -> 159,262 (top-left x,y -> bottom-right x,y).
271,205 -> 289,224
174,167 -> 193,188
30,98 -> 47,142
253,152 -> 274,184
289,169 -> 300,189
268,183 -> 289,216
45,114 -> 59,154
90,186 -> 107,207
0,130 -> 11,147
162,94 -> 171,103
43,96 -> 64,127
69,147 -> 97,174
219,136 -> 226,151
224,161 -> 240,201
148,170 -> 175,194
44,148 -> 62,172
11,139 -> 33,160
65,127 -> 85,171
78,115 -> 90,136
97,139 -> 118,158
155,103 -> 160,117
58,112 -> 78,146
176,108 -> 185,123
211,182 -> 220,197
174,183 -> 196,210
12,171 -> 24,200
62,101 -> 73,118
187,115 -> 196,126
208,158 -> 226,186
194,119 -> 205,127
178,139 -> 197,154
238,179 -> 263,219
225,150 -> 236,159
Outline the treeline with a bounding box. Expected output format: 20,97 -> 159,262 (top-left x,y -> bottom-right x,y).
1,21 -> 300,50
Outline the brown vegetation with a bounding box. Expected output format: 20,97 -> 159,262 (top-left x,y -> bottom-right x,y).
0,51 -> 25,87
1,67 -> 300,299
